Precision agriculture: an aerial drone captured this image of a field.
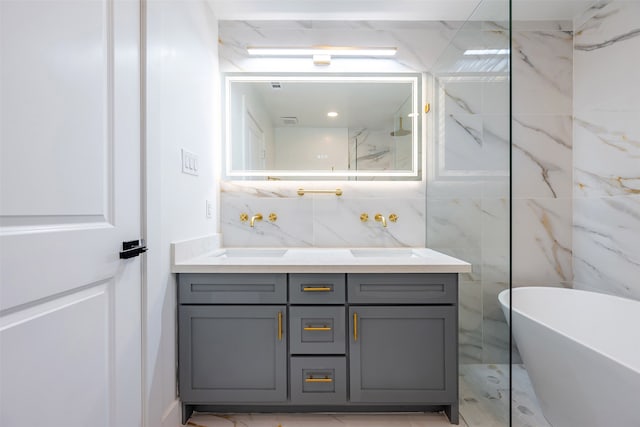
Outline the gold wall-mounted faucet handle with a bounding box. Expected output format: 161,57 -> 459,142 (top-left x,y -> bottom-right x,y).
360,213 -> 369,222
389,213 -> 399,223
240,213 -> 249,222
268,213 -> 278,222
374,213 -> 387,227
250,213 -> 263,227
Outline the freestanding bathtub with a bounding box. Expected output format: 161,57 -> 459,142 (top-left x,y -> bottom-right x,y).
499,287 -> 640,427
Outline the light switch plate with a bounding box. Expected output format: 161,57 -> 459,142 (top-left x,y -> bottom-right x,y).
206,200 -> 213,218
181,149 -> 198,176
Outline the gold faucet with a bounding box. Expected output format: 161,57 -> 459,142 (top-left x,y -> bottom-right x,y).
374,213 -> 387,227
250,213 -> 263,227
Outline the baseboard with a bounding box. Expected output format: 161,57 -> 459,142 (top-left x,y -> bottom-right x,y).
161,399 -> 181,427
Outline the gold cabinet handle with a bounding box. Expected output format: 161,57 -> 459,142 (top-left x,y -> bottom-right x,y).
303,326 -> 332,331
277,311 -> 283,341
302,286 -> 332,292
353,312 -> 358,341
305,377 -> 333,383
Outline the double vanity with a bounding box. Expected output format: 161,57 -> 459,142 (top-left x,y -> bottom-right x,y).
173,244 -> 471,425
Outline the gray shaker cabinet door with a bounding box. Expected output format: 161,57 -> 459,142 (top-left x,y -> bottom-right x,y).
179,305 -> 287,403
349,306 -> 457,403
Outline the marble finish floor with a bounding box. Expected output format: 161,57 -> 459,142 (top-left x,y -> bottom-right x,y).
184,364 -> 547,427
459,364 -> 549,427
185,413 -> 465,427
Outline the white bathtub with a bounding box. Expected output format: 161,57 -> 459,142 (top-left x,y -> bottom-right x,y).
499,287 -> 640,427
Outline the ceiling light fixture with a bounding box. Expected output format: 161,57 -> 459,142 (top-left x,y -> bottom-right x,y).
327,111 -> 339,118
247,46 -> 398,57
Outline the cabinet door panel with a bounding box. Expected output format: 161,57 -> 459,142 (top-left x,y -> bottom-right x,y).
179,305 -> 287,402
349,306 -> 456,403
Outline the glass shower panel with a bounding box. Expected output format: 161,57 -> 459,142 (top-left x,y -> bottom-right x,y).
428,1 -> 511,426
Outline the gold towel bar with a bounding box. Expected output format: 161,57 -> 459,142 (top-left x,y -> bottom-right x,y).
297,188 -> 343,196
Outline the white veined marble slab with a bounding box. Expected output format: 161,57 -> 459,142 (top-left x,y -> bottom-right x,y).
171,243 -> 471,274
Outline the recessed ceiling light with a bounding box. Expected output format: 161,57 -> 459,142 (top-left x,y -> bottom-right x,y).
247,46 -> 397,57
327,111 -> 339,118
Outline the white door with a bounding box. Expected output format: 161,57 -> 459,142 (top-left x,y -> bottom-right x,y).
0,1 -> 142,427
245,110 -> 266,170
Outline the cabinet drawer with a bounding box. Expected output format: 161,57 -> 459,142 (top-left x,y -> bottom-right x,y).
347,273 -> 457,304
179,273 -> 286,304
290,357 -> 347,404
289,274 -> 346,304
290,306 -> 346,354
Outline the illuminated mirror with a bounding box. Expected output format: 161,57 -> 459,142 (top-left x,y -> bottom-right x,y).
223,74 -> 421,180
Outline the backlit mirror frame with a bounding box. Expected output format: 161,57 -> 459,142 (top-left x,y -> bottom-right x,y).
223,73 -> 422,180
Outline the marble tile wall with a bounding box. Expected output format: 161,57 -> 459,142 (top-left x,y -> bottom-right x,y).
348,128 -> 413,172
218,20 -> 464,73
573,1 -> 640,300
511,20 -> 574,290
428,20 -> 576,364
220,181 -> 425,248
217,20 -> 433,249
508,20 -> 575,366
427,22 -> 512,365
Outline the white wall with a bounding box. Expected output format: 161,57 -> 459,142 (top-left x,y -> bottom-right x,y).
145,1 -> 219,425
274,127 -> 349,171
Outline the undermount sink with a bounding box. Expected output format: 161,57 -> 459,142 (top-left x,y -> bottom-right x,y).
350,248 -> 420,258
209,248 -> 425,259
211,248 -> 287,258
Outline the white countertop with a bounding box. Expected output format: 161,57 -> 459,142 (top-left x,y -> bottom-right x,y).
171,245 -> 472,274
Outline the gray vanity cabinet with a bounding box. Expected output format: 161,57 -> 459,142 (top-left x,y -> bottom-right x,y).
347,273 -> 458,422
178,272 -> 459,425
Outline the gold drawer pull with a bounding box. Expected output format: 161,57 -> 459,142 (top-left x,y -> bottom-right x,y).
305,377 -> 333,383
302,286 -> 332,292
303,326 -> 332,331
277,311 -> 283,341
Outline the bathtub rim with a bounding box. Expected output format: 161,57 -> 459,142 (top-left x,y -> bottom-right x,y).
498,286 -> 640,375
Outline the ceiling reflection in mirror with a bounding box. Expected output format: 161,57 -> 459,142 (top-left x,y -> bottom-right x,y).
224,74 -> 421,180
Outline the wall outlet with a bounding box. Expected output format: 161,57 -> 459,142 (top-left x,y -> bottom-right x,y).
181,149 -> 199,176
